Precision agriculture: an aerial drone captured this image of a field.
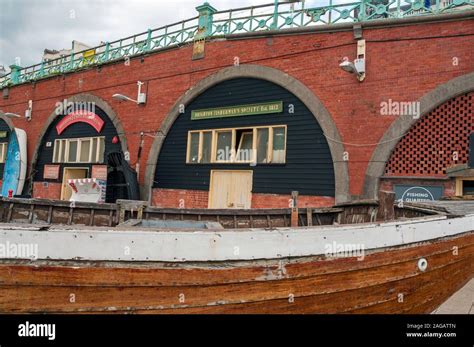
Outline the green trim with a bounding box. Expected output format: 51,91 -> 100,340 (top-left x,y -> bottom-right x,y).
1,1 -> 473,89
191,101 -> 283,120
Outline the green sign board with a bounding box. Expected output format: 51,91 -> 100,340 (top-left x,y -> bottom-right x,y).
191,101 -> 283,120
0,131 -> 7,138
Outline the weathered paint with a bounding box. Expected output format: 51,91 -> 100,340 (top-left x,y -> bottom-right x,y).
0,214 -> 472,262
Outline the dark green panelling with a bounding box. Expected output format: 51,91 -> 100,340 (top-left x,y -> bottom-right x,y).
154,78 -> 335,196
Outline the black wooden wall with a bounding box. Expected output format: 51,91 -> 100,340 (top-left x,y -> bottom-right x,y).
33,106 -> 122,186
0,119 -> 11,179
154,78 -> 335,196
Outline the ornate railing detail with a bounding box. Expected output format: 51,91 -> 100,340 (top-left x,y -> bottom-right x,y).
0,0 -> 472,88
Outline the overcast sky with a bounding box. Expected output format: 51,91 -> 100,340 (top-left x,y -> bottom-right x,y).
0,0 -> 335,71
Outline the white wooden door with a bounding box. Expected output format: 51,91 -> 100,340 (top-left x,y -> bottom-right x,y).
209,170 -> 252,209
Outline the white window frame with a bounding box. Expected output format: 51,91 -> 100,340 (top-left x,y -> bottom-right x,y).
186,125 -> 286,164
0,143 -> 8,163
53,136 -> 105,164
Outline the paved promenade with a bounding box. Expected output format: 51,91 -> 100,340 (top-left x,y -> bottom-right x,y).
433,278 -> 474,314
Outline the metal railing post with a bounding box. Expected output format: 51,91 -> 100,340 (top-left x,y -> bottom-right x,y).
359,0 -> 367,21
272,0 -> 279,29
196,2 -> 218,38
9,65 -> 21,85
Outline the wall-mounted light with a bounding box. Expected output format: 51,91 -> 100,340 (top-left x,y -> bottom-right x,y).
1,100 -> 32,120
112,81 -> 147,105
339,39 -> 366,82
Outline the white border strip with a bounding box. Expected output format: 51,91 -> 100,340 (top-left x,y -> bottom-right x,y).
0,215 -> 473,262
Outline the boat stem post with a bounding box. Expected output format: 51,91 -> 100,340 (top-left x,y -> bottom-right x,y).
291,190 -> 299,227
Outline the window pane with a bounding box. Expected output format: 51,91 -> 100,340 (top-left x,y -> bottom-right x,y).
0,144 -> 5,163
237,132 -> 253,162
272,127 -> 286,163
91,138 -> 98,163
188,132 -> 200,163
68,140 -> 78,162
59,141 -> 66,163
53,142 -> 58,163
98,138 -> 105,163
216,131 -> 232,162
80,139 -> 91,162
257,128 -> 269,163
3,144 -> 7,163
201,132 -> 212,163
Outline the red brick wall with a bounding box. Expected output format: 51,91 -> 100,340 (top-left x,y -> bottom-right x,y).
152,188 -> 209,208
152,188 -> 335,208
0,18 -> 472,203
33,182 -> 62,200
252,193 -> 335,208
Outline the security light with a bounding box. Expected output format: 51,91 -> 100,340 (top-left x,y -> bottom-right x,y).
339,61 -> 357,73
112,81 -> 147,105
339,58 -> 366,81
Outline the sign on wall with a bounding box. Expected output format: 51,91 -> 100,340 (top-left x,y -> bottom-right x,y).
56,111 -> 105,135
394,185 -> 444,202
43,165 -> 60,180
0,131 -> 8,138
92,165 -> 108,180
191,101 -> 283,120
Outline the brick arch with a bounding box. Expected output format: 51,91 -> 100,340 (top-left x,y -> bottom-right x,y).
143,64 -> 349,204
385,92 -> 473,177
0,114 -> 15,131
363,72 -> 474,199
28,93 -> 129,195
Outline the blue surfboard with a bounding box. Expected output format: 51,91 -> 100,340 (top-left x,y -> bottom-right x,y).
1,129 -> 25,197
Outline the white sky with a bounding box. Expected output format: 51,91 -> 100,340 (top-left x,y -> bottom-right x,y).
0,0 -> 349,70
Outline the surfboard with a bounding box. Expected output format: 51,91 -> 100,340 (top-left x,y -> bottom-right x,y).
1,128 -> 27,197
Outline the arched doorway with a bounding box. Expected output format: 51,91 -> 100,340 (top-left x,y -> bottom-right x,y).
30,94 -> 139,203
145,65 -> 347,208
363,72 -> 474,200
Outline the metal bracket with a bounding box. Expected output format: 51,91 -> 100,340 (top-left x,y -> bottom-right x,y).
353,24 -> 363,40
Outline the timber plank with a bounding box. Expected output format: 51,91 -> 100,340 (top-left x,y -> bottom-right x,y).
1,233 -> 472,287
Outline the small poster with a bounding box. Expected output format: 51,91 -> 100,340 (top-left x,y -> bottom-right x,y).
92,165 -> 108,180
43,165 -> 60,180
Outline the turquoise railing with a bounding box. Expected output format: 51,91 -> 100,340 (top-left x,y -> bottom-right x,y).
0,0 -> 472,88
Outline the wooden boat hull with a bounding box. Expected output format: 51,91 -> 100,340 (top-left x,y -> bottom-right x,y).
0,231 -> 472,314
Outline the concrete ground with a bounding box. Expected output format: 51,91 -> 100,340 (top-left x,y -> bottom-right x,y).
433,278 -> 474,314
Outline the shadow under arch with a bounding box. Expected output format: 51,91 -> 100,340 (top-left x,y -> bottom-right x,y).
28,93 -> 130,196
144,64 -> 349,204
363,72 -> 474,200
